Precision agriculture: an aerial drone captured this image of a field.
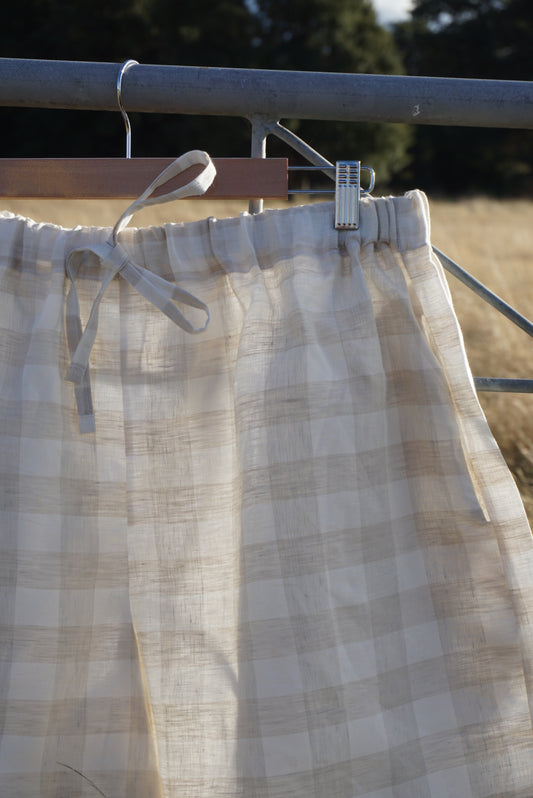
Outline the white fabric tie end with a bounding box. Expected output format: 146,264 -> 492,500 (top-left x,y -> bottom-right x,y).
64,150 -> 215,433
65,362 -> 86,385
78,412 -> 96,435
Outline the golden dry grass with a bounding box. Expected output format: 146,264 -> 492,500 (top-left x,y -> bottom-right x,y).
3,195 -> 532,524
429,197 -> 533,524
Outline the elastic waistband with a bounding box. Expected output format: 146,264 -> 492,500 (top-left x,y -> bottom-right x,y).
0,189 -> 431,284
0,179 -> 432,435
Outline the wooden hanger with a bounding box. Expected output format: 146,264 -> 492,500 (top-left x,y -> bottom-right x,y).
0,61 -> 288,200
0,156 -> 288,199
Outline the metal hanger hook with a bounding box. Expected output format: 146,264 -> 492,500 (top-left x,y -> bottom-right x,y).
117,59 -> 139,159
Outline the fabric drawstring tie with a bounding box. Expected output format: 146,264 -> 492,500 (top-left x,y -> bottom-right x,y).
65,149 -> 216,433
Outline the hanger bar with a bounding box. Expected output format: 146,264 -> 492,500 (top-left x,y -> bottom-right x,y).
0,59 -> 532,129
288,164 -> 376,195
0,157 -> 288,199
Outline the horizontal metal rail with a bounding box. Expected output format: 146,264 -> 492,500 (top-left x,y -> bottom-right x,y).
0,58 -> 532,128
474,378 -> 533,393
432,249 -> 533,394
433,248 -> 533,339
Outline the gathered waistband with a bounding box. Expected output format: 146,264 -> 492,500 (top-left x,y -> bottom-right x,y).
0,169 -> 432,433
0,190 -> 431,284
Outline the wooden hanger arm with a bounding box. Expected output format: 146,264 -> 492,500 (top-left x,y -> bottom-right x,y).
0,157 -> 288,199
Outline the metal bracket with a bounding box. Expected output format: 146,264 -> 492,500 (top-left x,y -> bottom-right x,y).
247,118 -> 376,221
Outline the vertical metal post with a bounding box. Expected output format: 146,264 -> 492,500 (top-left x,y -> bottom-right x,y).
248,115 -> 270,214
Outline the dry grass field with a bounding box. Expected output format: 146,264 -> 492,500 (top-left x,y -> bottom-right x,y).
430,198 -> 533,525
3,194 -> 532,525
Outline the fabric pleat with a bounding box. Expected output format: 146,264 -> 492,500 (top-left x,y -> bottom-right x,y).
1,190 -> 533,797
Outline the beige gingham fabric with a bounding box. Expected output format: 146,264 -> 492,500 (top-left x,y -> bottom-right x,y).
1,177 -> 533,797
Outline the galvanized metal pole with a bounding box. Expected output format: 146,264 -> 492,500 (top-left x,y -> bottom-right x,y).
434,248 -> 533,339
248,115 -> 270,215
0,58 -> 532,129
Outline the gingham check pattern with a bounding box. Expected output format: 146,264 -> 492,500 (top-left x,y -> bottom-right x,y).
1,188 -> 533,797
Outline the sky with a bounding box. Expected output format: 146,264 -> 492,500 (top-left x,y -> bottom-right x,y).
372,0 -> 413,24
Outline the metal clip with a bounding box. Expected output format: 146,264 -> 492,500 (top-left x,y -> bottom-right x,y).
287,160 -> 375,228
334,161 -> 375,230
335,161 -> 360,230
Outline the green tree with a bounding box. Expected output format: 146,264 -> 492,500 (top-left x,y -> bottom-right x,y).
395,0 -> 533,194
408,0 -> 532,80
131,0 -> 260,157
251,0 -> 412,185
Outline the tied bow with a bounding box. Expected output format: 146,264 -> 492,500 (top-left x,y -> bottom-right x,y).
65,150 -> 216,433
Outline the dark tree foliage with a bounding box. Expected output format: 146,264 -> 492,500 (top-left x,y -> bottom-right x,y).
141,0 -> 258,67
0,0 -> 254,157
253,0 -> 397,73
251,0 -> 412,183
0,0 -> 411,188
395,0 -> 533,195
408,0 -> 532,80
0,0 -> 149,62
0,0 -> 148,157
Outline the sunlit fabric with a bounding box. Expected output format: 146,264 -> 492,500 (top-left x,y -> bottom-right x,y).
1,183 -> 533,797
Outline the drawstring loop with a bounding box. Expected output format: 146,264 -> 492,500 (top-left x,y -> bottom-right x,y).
65,150 -> 216,433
